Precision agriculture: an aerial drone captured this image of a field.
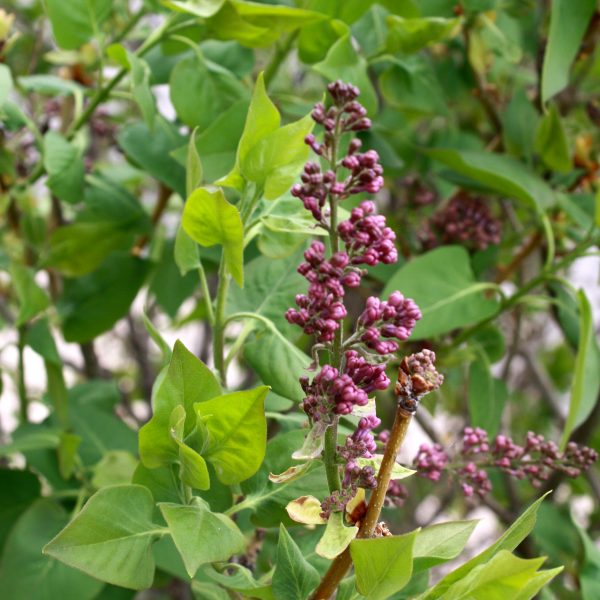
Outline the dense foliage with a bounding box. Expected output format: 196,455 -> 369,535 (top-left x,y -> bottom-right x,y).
0,1 -> 599,599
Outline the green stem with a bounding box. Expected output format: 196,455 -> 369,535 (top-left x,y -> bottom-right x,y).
17,325 -> 28,423
264,31 -> 299,88
183,484 -> 193,504
198,265 -> 215,325
322,114 -> 344,495
213,255 -> 231,386
224,321 -> 254,371
450,237 -> 596,349
240,185 -> 263,227
323,423 -> 341,491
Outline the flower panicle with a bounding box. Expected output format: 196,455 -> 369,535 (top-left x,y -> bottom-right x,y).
412,426 -> 598,498
285,80 -> 427,519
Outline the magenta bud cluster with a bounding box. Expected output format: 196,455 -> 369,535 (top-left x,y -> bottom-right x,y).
300,351 -> 390,420
385,479 -> 409,508
413,443 -> 449,482
358,293 -> 422,355
412,427 -> 598,498
285,241 -> 350,343
338,201 -> 398,266
420,192 -> 501,252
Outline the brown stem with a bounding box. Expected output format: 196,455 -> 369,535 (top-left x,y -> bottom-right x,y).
131,183 -> 171,256
494,231 -> 542,284
311,405 -> 413,599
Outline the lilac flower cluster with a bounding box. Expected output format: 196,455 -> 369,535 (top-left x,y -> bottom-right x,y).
401,175 -> 438,208
413,426 -> 598,498
419,192 -> 502,252
358,293 -> 422,355
300,351 -> 390,420
385,480 -> 409,507
285,81 -> 425,519
339,201 -> 398,266
285,242 -> 350,343
414,443 -> 448,482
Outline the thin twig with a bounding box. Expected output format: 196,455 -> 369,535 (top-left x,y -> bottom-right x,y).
311,405 -> 414,599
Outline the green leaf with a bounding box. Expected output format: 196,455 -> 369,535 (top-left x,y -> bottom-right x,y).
242,112 -> 314,200
92,451 -> 139,489
44,485 -> 166,590
298,17 -> 349,64
427,148 -> 555,212
355,455 -> 415,480
441,550 -> 561,600
316,512 -> 358,559
350,530 -> 417,599
163,0 -> 226,18
192,581 -> 230,600
382,246 -> 499,339
10,264 -> 50,326
25,318 -> 60,366
186,127 -> 203,197
386,15 -> 460,54
378,57 -> 448,117
541,0 -> 596,104
44,177 -> 150,276
128,52 -> 156,130
118,119 -> 186,197
18,74 -> 83,98
468,359 -> 507,438
169,405 -> 210,489
314,33 -> 377,116
46,222 -> 135,277
534,104 -> 571,173
206,1 -> 323,48
43,131 -> 85,204
578,526 -> 600,599
0,500 -> 103,600
0,64 -> 13,107
560,290 -> 600,448
413,520 -> 478,572
239,431 -> 328,526
68,382 -> 138,466
193,99 -> 250,182
57,253 -> 149,342
219,71 -> 280,191
57,431 -> 81,479
174,225 -> 202,276
421,493 -> 550,599
204,563 -> 274,599
243,324 -> 311,402
182,186 -> 244,286
170,53 -> 248,130
139,340 -> 221,469
159,499 -> 245,577
227,247 -> 305,336
132,463 -> 181,506
0,427 -> 61,456
195,386 -> 268,485
0,469 -> 41,553
502,88 -> 539,161
45,0 -> 112,49
272,524 -> 320,600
